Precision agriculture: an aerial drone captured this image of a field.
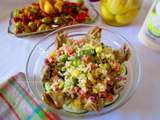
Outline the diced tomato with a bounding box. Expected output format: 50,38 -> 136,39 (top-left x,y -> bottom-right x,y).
82,55 -> 91,64
51,84 -> 59,92
106,76 -> 114,86
57,49 -> 63,56
91,63 -> 97,70
54,75 -> 59,81
76,11 -> 88,22
64,1 -> 78,6
74,86 -> 80,93
89,96 -> 97,103
48,56 -> 54,64
63,45 -> 75,57
34,20 -> 42,26
63,8 -> 72,14
53,66 -> 58,76
79,90 -> 86,99
106,94 -> 113,102
112,62 -> 121,72
45,58 -> 50,65
74,39 -> 85,46
116,76 -> 126,81
99,91 -> 107,98
21,15 -> 29,24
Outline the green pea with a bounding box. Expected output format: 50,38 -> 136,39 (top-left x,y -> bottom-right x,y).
42,17 -> 52,24
77,50 -> 84,58
23,26 -> 31,33
54,17 -> 63,25
61,54 -> 68,62
31,8 -> 38,14
72,59 -> 81,67
44,82 -> 51,92
38,24 -> 50,31
15,22 -> 23,29
89,49 -> 96,56
58,80 -> 64,89
84,17 -> 92,24
28,21 -> 37,30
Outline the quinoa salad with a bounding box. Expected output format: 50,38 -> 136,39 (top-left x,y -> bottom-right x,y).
41,26 -> 131,114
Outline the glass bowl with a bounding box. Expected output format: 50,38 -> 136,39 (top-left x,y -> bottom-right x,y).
26,24 -> 141,118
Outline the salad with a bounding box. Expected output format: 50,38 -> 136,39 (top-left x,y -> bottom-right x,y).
9,0 -> 92,36
42,26 -> 131,113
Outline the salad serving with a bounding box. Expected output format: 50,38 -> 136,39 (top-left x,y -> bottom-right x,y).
41,26 -> 131,114
8,0 -> 94,36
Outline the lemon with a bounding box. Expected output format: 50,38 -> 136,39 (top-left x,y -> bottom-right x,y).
115,9 -> 138,25
39,0 -> 55,14
107,0 -> 128,15
125,0 -> 140,11
100,4 -> 115,22
44,1 -> 55,14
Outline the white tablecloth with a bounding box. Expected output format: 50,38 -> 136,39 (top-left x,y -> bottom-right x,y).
1,0 -> 160,120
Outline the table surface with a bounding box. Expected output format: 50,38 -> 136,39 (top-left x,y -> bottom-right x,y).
1,0 -> 160,120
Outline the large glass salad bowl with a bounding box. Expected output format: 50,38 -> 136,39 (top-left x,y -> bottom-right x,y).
26,24 -> 141,118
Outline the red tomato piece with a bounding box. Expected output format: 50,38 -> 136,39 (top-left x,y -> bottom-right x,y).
57,49 -> 63,56
63,45 -> 75,57
74,39 -> 85,46
54,75 -> 59,81
79,90 -> 86,99
89,96 -> 97,103
45,58 -> 50,65
106,94 -> 113,102
91,63 -> 97,70
48,56 -> 54,64
74,86 -> 80,93
112,62 -> 121,72
51,84 -> 59,92
76,11 -> 88,22
82,55 -> 91,64
116,76 -> 126,81
99,91 -> 107,98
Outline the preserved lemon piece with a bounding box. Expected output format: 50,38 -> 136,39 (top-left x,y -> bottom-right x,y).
100,0 -> 142,26
100,3 -> 115,22
115,9 -> 138,25
107,0 -> 128,15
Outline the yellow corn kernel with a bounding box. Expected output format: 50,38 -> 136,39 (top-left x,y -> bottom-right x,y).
87,72 -> 93,81
96,46 -> 103,53
93,88 -> 98,94
73,99 -> 82,110
72,70 -> 80,77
